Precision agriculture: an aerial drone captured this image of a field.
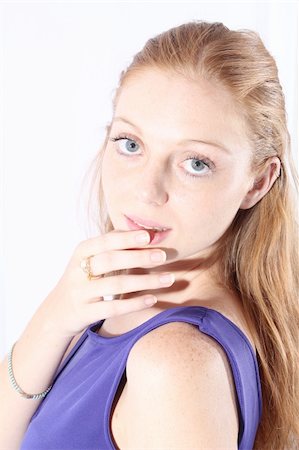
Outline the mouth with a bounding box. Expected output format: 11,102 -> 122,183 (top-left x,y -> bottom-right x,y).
125,214 -> 171,231
124,214 -> 172,245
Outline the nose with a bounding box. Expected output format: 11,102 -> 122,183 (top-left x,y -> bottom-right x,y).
135,164 -> 169,206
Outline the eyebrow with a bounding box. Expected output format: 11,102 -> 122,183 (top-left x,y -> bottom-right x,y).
112,116 -> 231,154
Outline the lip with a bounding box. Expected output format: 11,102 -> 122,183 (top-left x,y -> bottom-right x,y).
125,214 -> 171,230
125,215 -> 171,245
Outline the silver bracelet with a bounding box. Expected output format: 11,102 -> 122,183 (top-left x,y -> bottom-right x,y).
8,341 -> 53,400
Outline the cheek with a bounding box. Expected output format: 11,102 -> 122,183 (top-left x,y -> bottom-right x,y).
101,152 -> 122,196
178,180 -> 244,233
209,165 -> 250,208
102,148 -> 132,185
210,182 -> 246,220
102,176 -> 121,208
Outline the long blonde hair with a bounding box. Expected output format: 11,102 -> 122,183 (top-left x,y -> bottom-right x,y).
87,21 -> 299,449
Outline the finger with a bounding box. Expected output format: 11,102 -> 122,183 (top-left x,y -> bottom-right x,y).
76,229 -> 153,259
85,295 -> 158,321
87,248 -> 167,276
86,272 -> 175,299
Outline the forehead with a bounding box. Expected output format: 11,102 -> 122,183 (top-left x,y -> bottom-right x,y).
114,68 -> 250,150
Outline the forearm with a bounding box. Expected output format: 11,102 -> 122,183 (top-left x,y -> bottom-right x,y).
0,308 -> 73,450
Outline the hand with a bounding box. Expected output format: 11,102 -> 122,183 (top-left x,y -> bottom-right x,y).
37,230 -> 175,338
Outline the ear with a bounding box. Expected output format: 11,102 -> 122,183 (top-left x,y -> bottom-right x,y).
240,156 -> 281,210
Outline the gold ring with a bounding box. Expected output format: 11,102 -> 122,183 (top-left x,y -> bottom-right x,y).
80,255 -> 98,280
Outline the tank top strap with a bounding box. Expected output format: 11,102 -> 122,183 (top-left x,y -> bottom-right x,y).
53,328 -> 89,381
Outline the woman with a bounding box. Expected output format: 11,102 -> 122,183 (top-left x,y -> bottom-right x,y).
1,21 -> 298,450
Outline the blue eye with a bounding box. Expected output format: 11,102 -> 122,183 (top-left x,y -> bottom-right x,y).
110,136 -> 140,155
109,134 -> 215,179
182,155 -> 213,178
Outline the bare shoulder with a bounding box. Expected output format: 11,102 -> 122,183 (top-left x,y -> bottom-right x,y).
122,321 -> 239,449
127,321 -> 229,375
127,321 -> 238,390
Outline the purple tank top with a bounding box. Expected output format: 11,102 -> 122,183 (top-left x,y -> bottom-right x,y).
20,306 -> 262,450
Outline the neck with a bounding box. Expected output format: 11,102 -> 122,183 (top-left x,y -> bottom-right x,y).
121,256 -> 231,309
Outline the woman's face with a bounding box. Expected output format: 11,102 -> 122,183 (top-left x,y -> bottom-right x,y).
101,68 -> 254,263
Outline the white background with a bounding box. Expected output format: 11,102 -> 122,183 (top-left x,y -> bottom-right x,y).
0,1 -> 298,359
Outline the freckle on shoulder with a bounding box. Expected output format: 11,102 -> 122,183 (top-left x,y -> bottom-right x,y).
126,321 -> 225,377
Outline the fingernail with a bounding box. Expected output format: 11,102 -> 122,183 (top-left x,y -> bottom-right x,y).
150,251 -> 166,262
144,295 -> 158,306
135,231 -> 150,243
159,273 -> 175,285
